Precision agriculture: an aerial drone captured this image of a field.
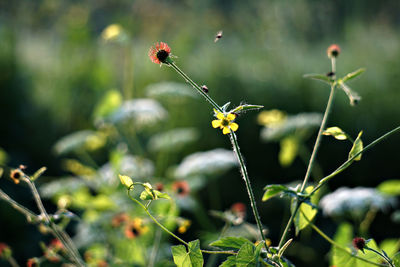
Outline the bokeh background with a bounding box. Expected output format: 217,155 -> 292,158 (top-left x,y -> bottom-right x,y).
1,0 -> 400,266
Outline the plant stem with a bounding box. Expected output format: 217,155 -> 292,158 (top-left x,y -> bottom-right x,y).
300,83 -> 336,192
278,82 -> 336,249
169,62 -> 223,112
127,190 -> 237,256
310,125 -> 400,195
229,132 -> 268,250
148,228 -> 162,267
307,221 -> 385,267
365,247 -> 395,267
0,188 -> 37,220
23,177 -> 85,267
8,256 -> 19,267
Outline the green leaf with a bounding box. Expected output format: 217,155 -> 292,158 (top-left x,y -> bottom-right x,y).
154,190 -> 171,200
341,68 -> 366,83
172,244 -> 191,267
231,104 -> 264,114
219,256 -> 236,267
292,186 -> 318,235
262,184 -> 289,202
380,239 -> 400,258
236,242 -> 256,267
303,73 -> 333,84
393,252 -> 400,267
210,237 -> 253,250
139,190 -> 153,200
31,167 -> 47,181
348,131 -> 363,161
279,136 -> 299,167
93,89 -> 122,122
377,180 -> 400,196
339,82 -> 361,106
323,126 -> 348,140
171,240 -> 204,267
188,240 -> 204,267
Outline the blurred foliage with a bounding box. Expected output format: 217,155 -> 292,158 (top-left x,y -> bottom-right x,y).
1,0 -> 400,266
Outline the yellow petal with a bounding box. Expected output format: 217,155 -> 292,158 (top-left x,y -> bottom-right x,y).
230,123 -> 239,132
227,113 -> 236,121
212,120 -> 221,128
217,112 -> 225,120
222,127 -> 230,134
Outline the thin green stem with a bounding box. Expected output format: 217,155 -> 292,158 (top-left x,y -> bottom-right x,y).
365,247 -> 395,267
0,188 -> 37,220
300,83 -> 336,192
310,125 -> 400,195
148,228 -> 162,267
127,190 -> 188,246
277,203 -> 300,249
302,212 -> 385,267
127,190 -> 237,256
279,83 -> 336,249
229,132 -> 268,251
169,62 -> 223,112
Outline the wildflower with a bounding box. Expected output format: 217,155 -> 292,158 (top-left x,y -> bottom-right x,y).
49,239 -> 63,250
124,218 -> 148,239
27,258 -> 39,267
172,181 -> 190,197
327,44 -> 341,58
178,219 -> 191,234
148,42 -> 172,65
212,110 -> 239,135
231,202 -> 246,217
101,24 -> 123,41
112,213 -> 129,227
352,237 -> 366,252
257,109 -> 287,127
155,182 -> 164,191
0,243 -> 11,259
10,169 -> 23,184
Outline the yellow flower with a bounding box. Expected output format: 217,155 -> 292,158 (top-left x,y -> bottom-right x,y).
101,24 -> 122,41
257,109 -> 286,127
212,110 -> 239,134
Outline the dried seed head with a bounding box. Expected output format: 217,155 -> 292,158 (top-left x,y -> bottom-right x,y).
10,169 -> 23,184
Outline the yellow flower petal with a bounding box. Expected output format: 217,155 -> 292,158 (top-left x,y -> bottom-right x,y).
217,112 -> 225,120
222,127 -> 230,134
230,123 -> 239,132
227,113 -> 236,121
212,120 -> 222,128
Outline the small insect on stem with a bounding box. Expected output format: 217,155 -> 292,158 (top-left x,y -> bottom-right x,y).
201,85 -> 209,93
214,30 -> 223,43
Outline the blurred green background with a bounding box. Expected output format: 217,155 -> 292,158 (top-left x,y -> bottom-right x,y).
1,0 -> 400,266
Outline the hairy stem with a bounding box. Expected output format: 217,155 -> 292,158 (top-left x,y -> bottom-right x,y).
230,132 -> 268,250
365,247 -> 395,267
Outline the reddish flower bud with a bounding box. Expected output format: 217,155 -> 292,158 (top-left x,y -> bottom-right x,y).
352,237 -> 366,252
327,44 -> 341,58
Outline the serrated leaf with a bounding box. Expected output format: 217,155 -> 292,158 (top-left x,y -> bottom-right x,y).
303,73 -> 333,84
341,68 -> 366,83
262,184 -> 289,202
377,180 -> 400,196
323,127 -> 348,140
236,242 -> 256,267
348,131 -> 363,161
219,256 -> 236,267
210,237 -> 252,250
339,82 -> 361,106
